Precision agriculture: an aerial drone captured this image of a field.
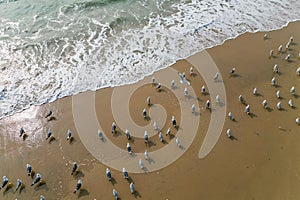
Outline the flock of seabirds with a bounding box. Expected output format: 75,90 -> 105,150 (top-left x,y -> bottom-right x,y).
1,34 -> 300,199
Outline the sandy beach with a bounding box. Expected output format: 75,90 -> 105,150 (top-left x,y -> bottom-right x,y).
1,21 -> 300,200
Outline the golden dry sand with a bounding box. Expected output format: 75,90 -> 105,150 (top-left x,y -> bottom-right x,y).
0,21 -> 300,200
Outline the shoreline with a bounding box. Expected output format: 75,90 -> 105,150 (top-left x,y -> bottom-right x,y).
2,19 -> 300,120
0,20 -> 300,200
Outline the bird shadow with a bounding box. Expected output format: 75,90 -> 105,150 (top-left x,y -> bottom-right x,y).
171,86 -> 179,90
229,135 -> 238,141
161,139 -> 168,145
31,171 -> 36,179
254,93 -> 263,97
146,157 -> 155,164
133,190 -> 142,198
230,74 -> 241,78
194,112 -> 200,116
74,170 -> 85,179
146,140 -> 156,148
145,116 -> 151,121
293,94 -> 299,99
272,84 -> 281,88
34,180 -> 47,191
113,131 -> 122,137
248,112 -> 257,118
47,116 -> 56,121
3,183 -> 13,195
110,178 -> 117,186
77,189 -> 89,198
216,102 -> 225,107
22,134 -> 28,141
278,108 -> 287,112
201,92 -> 210,96
69,137 -> 77,144
240,101 -> 247,106
19,184 -> 25,194
266,107 -> 274,112
49,136 -> 56,143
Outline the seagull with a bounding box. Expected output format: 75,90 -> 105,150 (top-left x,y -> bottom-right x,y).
159,132 -> 163,142
147,96 -> 151,106
273,64 -> 278,73
263,33 -> 268,40
40,195 -> 45,200
277,101 -> 281,110
226,129 -> 231,138
286,41 -> 290,50
253,87 -> 257,95
153,121 -> 159,131
184,87 -> 188,96
106,168 -> 112,181
143,108 -> 147,119
127,143 -> 132,154
296,118 -> 300,125
122,168 -> 129,180
31,173 -> 41,186
166,127 -> 171,136
171,116 -> 177,128
297,67 -> 300,76
113,189 -> 119,200
112,122 -> 117,133
201,85 -> 206,94
130,182 -> 135,194
239,95 -> 245,103
26,164 -> 32,176
19,127 -> 25,137
245,105 -> 250,115
152,76 -> 155,85
276,90 -> 281,99
171,80 -> 175,88
270,49 -> 274,57
213,72 -> 219,81
278,45 -> 283,53
290,86 -> 295,95
73,179 -> 82,193
45,129 -> 52,140
0,176 -> 8,190
230,67 -> 236,76
271,77 -> 276,86
71,162 -> 78,175
125,129 -> 131,140
191,104 -> 195,113
144,131 -> 148,143
205,100 -> 210,109
178,72 -> 190,85
189,67 -> 193,75
285,54 -> 291,61
216,95 -> 220,104
144,149 -> 148,160
67,129 -> 72,140
156,83 -> 161,91
139,158 -> 144,169
15,179 -> 22,191
289,36 -> 294,44
175,137 -> 181,147
288,99 -> 293,108
45,110 -> 52,118
228,112 -> 234,121
262,100 -> 268,108
98,130 -> 103,140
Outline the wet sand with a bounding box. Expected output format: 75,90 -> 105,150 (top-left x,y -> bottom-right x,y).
1,21 -> 300,199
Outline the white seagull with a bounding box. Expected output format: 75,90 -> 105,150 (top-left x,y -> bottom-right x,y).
139,158 -> 144,169
184,87 -> 188,96
288,99 -> 293,108
159,132 -> 163,142
130,182 -> 135,194
191,104 -> 195,113
144,149 -> 148,160
262,100 -> 268,108
178,72 -> 190,85
290,86 -> 295,95
276,90 -> 281,99
273,64 -> 278,73
271,77 -> 276,86
226,129 -> 231,138
253,87 -> 257,95
277,101 -> 281,110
